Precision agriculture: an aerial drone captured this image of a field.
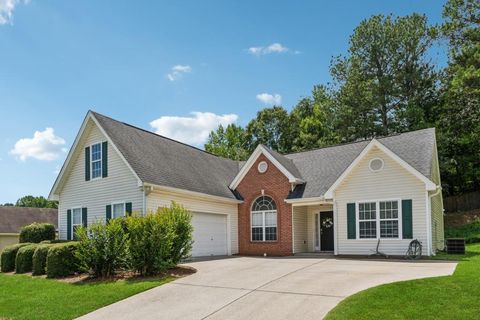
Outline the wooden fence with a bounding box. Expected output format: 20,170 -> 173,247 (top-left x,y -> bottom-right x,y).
444,191 -> 480,213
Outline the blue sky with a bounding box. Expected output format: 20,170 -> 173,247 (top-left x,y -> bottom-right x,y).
0,0 -> 446,203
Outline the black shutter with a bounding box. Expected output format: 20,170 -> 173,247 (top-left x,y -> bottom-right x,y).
67,209 -> 72,240
85,146 -> 90,181
82,208 -> 88,228
102,141 -> 108,178
347,203 -> 356,239
106,205 -> 112,223
126,202 -> 132,216
402,199 -> 413,239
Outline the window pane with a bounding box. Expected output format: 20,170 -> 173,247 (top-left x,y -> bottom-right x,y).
252,212 -> 262,226
380,220 -> 399,238
73,225 -> 81,240
113,203 -> 125,218
72,208 -> 82,224
252,196 -> 276,211
91,143 -> 101,161
359,202 -> 376,220
252,227 -> 263,241
359,221 -> 377,238
265,227 -> 277,241
92,161 -> 102,178
265,211 -> 277,227
379,201 -> 398,219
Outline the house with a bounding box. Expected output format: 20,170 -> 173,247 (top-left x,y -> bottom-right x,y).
49,111 -> 444,257
0,206 -> 58,252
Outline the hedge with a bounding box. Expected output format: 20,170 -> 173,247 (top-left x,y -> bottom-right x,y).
32,244 -> 52,276
15,244 -> 39,273
46,242 -> 80,278
1,243 -> 31,272
19,223 -> 56,243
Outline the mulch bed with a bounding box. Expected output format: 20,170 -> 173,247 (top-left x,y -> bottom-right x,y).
2,265 -> 196,284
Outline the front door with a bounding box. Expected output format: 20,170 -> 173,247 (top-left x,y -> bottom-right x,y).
320,211 -> 334,251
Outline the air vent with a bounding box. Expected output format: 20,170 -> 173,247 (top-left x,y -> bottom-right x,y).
369,158 -> 384,172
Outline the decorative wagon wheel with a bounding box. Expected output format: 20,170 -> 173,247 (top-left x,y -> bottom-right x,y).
406,239 -> 422,260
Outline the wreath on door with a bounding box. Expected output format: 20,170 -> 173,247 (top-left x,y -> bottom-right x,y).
321,217 -> 333,229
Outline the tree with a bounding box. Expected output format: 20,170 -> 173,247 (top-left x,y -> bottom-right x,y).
246,106 -> 293,153
290,85 -> 339,151
15,196 -> 58,209
204,124 -> 249,160
436,0 -> 480,195
331,14 -> 439,140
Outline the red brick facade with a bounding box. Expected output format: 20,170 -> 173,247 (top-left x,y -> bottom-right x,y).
236,154 -> 293,256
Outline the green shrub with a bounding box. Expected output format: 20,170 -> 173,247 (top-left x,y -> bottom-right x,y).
15,244 -> 39,273
19,223 -> 56,243
126,212 -> 174,275
446,220 -> 480,244
159,202 -> 193,264
46,242 -> 80,278
32,244 -> 52,275
76,219 -> 128,278
125,202 -> 193,276
1,243 -> 31,272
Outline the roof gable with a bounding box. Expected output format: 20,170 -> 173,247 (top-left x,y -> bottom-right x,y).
323,138 -> 437,199
229,144 -> 304,190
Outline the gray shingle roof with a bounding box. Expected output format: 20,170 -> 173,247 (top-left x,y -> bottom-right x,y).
92,111 -> 435,201
0,207 -> 58,234
93,112 -> 240,199
285,128 -> 436,198
262,145 -> 304,180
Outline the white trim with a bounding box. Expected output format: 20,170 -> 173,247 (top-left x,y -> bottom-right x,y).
229,145 -> 304,190
90,141 -> 103,180
285,197 -> 331,206
49,111 -> 142,200
291,207 -> 295,254
425,191 -> 433,256
144,183 -> 243,204
324,139 -> 436,199
111,201 -> 126,219
333,200 -> 338,255
355,198 -> 402,240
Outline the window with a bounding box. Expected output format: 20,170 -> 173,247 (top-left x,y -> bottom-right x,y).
251,196 -> 277,241
358,200 -> 401,239
359,202 -> 377,239
72,208 -> 82,240
112,202 -> 125,219
91,143 -> 102,179
379,201 -> 399,238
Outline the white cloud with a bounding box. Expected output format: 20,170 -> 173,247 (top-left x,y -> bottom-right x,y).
166,64 -> 192,81
10,128 -> 66,161
0,0 -> 28,25
150,112 -> 238,146
256,93 -> 282,105
247,43 -> 293,56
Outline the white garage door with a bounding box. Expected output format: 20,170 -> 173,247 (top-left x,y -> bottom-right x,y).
191,212 -> 228,257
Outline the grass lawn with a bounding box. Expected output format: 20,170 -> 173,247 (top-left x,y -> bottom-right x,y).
0,274 -> 174,320
326,243 -> 480,319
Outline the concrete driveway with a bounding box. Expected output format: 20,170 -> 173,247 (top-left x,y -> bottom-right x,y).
78,256 -> 457,320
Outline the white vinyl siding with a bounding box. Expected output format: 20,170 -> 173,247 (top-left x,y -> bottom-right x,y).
58,120 -> 143,239
292,206 -> 308,253
335,146 -> 429,256
146,190 -> 239,255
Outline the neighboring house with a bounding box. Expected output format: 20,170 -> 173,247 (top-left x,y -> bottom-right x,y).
49,111 -> 444,257
0,206 -> 58,252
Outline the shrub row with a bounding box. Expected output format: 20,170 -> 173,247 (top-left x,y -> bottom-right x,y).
76,202 -> 193,277
0,241 -> 80,277
19,223 -> 56,243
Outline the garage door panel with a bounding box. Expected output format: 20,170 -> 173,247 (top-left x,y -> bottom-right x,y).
192,212 -> 228,257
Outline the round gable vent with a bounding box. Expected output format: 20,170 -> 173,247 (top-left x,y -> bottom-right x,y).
369,158 -> 384,172
258,161 -> 268,173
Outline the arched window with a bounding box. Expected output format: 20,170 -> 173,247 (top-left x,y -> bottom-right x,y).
251,196 -> 277,241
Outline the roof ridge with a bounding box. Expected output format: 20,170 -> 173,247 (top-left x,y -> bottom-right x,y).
284,127 -> 435,157
90,110 -> 239,164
